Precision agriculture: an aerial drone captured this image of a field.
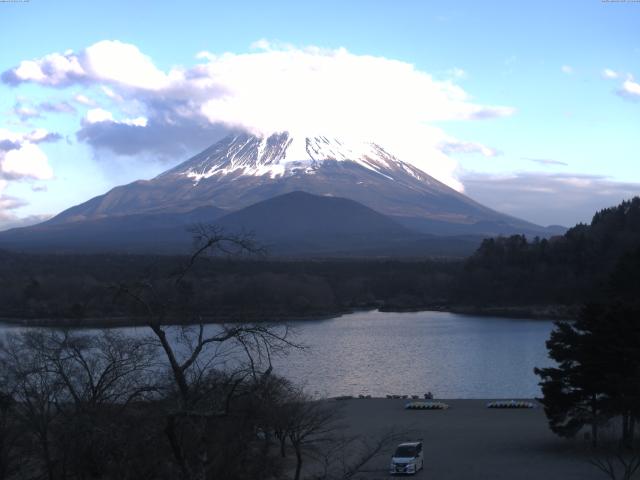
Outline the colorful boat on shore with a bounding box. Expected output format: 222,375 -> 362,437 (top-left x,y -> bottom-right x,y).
487,400 -> 536,409
405,401 -> 449,410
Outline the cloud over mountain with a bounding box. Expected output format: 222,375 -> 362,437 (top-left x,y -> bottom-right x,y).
0,128 -> 57,228
0,129 -> 57,181
462,171 -> 640,226
2,40 -> 515,190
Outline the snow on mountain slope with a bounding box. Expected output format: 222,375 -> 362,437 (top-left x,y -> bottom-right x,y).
41,130 -> 550,236
162,132 -> 434,185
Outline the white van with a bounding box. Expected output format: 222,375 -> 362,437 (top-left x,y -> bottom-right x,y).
389,441 -> 424,475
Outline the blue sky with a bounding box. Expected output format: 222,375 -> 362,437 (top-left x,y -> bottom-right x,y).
1,0 -> 639,228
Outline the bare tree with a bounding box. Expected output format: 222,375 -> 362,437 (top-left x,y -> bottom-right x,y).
114,226 -> 302,480
0,331 -> 65,480
310,429 -> 411,480
0,329 -> 158,480
116,226 -> 292,405
26,329 -> 157,409
265,386 -> 408,480
0,389 -> 22,480
285,393 -> 343,480
0,226 -> 407,480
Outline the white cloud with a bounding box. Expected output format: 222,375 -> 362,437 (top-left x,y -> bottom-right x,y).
195,51 -> 216,62
2,40 -> 516,190
124,116 -> 148,127
100,85 -> 123,101
439,139 -> 501,157
25,128 -> 58,143
0,179 -> 28,225
1,40 -> 167,90
85,108 -> 114,124
5,51 -> 85,86
11,100 -> 76,122
0,128 -> 56,228
73,93 -> 95,106
0,180 -> 51,230
561,65 -> 573,75
1,143 -> 53,180
602,68 -> 619,79
620,76 -> 640,98
462,171 -> 640,226
250,38 -> 272,51
191,45 -> 512,188
39,100 -> 76,114
83,108 -> 147,127
83,40 -> 170,90
0,180 -> 12,201
522,157 -> 568,167
12,103 -> 40,121
195,46 -> 513,136
0,128 -> 55,181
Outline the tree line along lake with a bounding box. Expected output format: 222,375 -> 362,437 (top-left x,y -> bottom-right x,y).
0,310 -> 555,399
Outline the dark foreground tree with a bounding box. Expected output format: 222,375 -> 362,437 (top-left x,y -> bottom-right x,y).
535,249 -> 640,448
0,389 -> 22,480
0,329 -> 158,480
535,304 -> 611,446
535,246 -> 640,449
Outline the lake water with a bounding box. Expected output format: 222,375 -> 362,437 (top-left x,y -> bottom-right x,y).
0,310 -> 556,399
277,310 -> 555,399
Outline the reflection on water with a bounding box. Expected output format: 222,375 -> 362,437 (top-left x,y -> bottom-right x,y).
0,310 -> 555,399
273,310 -> 555,399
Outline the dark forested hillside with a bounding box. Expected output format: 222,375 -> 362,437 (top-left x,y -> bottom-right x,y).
455,197 -> 640,307
1,197 -> 639,324
0,253 -> 461,324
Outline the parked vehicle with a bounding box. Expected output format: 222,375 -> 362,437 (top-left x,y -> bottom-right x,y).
389,441 -> 424,475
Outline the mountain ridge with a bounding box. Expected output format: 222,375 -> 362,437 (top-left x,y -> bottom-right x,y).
0,131 -> 564,256
0,191 -> 484,256
46,131 -> 554,236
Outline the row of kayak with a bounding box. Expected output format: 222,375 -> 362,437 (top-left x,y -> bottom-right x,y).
405,401 -> 449,410
405,400 -> 537,410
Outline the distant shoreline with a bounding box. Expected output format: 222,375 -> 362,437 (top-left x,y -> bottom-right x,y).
441,304 -> 577,320
0,303 -> 576,329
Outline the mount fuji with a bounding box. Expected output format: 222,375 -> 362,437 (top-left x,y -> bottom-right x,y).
0,132 -> 562,256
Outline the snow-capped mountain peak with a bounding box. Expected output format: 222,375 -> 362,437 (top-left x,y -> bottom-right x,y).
165,132 -> 428,183
40,128 -> 549,238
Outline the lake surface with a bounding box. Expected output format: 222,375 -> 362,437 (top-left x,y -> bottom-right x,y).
0,310 -> 556,399
277,310 -> 555,399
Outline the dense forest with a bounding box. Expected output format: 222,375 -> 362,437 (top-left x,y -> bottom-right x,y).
458,197 -> 640,307
0,253 -> 461,324
533,222 -> 640,462
1,197 -> 639,325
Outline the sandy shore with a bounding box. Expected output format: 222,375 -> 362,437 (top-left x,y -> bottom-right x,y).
331,398 -> 601,479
